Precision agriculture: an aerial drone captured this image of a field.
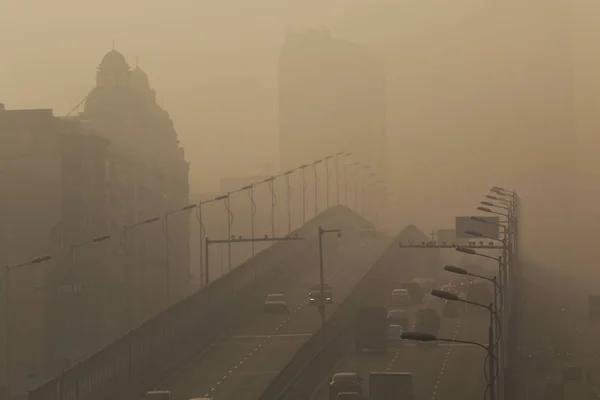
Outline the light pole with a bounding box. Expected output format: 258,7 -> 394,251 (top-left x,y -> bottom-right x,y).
325,155 -> 333,209
223,193 -> 233,272
69,234 -> 111,362
264,176 -> 276,238
3,254 -> 52,397
284,170 -> 294,234
122,216 -> 160,329
317,226 -> 341,330
241,185 -> 255,256
372,178 -> 385,227
299,164 -> 308,224
401,330 -> 494,398
346,161 -> 359,209
197,195 -> 227,287
444,263 -> 502,333
431,289 -> 497,400
360,165 -> 371,217
457,235 -> 508,400
312,160 -> 322,217
165,204 -> 197,306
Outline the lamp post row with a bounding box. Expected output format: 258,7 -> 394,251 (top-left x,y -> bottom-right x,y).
195,151 -> 385,288
1,151 -> 386,394
399,185 -> 519,400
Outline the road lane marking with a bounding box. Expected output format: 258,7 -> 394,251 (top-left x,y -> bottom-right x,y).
230,333 -> 314,339
203,256 -> 351,398
431,320 -> 461,400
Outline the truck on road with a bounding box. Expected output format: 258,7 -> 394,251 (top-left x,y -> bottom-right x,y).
354,306 -> 387,353
369,372 -> 413,400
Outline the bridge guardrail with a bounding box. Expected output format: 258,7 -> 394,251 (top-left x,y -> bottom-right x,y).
29,207 -> 365,400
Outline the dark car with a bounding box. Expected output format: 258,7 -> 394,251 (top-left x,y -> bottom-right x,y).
309,283 -> 333,304
329,373 -> 363,400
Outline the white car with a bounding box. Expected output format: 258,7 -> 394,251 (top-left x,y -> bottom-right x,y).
391,289 -> 412,306
264,293 -> 289,314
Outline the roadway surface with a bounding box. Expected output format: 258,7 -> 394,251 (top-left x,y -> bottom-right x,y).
158,234 -> 391,400
309,281 -> 489,400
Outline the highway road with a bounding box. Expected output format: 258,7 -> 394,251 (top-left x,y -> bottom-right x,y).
158,233 -> 392,400
309,281 -> 489,400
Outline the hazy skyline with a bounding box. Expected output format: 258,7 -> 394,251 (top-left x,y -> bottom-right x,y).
4,0 -> 600,267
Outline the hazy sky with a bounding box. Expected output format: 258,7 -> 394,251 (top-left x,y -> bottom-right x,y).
3,1 -> 600,266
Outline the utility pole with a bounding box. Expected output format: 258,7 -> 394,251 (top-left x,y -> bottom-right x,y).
317,226 -> 341,331
284,171 -> 293,234
300,165 -> 307,224
204,235 -> 305,285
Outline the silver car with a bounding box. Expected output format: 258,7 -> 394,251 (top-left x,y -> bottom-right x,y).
264,293 -> 289,314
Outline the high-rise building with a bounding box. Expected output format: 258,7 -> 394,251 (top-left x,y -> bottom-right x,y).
278,29 -> 387,178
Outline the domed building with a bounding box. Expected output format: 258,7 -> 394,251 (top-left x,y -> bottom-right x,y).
76,49 -> 191,339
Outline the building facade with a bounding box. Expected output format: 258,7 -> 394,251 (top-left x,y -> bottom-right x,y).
0,50 -> 190,390
76,49 -> 191,337
278,29 -> 387,178
0,108 -> 114,391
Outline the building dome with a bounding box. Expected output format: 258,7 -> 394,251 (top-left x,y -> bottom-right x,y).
130,66 -> 150,88
101,50 -> 128,70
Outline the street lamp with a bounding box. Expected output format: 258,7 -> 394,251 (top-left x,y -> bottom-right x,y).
165,204 -> 197,306
197,195 -> 228,287
223,193 -> 233,272
485,195 -> 511,206
240,185 -> 256,257
431,289 -> 497,400
360,165 -> 371,217
298,164 -> 308,224
122,216 -> 160,329
477,206 -> 507,218
317,226 -> 341,330
312,160 -> 323,217
481,201 -> 510,212
263,176 -> 276,238
401,331 -> 488,352
3,254 -> 52,396
346,161 -> 360,209
324,155 -> 334,209
284,169 -> 294,234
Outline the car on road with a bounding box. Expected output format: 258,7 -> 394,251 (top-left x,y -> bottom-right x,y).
264,293 -> 289,314
144,391 -> 174,400
387,309 -> 409,329
387,324 -> 404,342
329,373 -> 364,400
391,289 -> 411,306
441,284 -> 459,295
309,282 -> 333,304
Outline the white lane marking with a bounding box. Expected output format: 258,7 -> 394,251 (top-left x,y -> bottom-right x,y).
231,371 -> 281,376
230,333 -> 314,339
203,255 -> 351,398
431,320 -> 461,400
385,351 -> 401,372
